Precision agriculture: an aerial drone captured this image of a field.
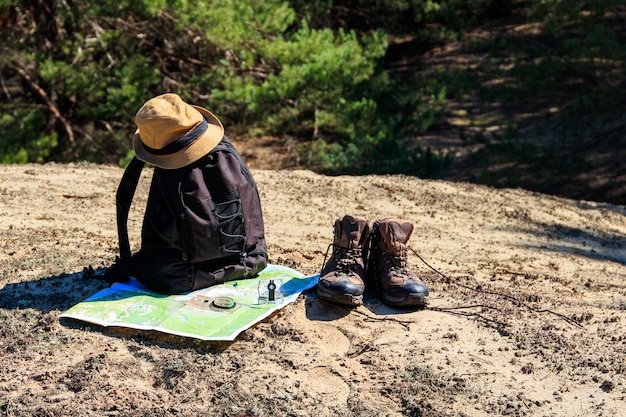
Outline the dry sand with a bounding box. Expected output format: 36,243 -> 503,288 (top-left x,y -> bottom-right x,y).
1,162 -> 625,416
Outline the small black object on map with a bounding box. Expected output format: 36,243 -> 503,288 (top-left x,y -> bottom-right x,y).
267,280 -> 276,302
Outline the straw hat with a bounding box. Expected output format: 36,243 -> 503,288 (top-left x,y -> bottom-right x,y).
133,93 -> 224,169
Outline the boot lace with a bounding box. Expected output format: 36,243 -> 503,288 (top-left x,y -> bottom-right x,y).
321,244 -> 362,275
382,249 -> 414,279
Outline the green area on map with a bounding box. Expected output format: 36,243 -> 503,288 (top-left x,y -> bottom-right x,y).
61,265 -> 318,341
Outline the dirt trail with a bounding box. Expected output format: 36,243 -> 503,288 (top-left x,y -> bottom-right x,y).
1,163 -> 625,416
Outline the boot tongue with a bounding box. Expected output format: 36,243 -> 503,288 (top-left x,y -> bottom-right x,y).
337,215 -> 367,249
379,219 -> 413,254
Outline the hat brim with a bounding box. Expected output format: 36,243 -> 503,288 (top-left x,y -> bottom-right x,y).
133,105 -> 224,170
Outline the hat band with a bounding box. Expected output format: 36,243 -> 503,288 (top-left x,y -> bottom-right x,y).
142,117 -> 208,156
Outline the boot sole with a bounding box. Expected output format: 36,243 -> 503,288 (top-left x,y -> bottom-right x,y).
381,293 -> 429,308
317,286 -> 363,306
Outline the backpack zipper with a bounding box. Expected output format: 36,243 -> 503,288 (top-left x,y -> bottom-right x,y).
177,181 -> 190,262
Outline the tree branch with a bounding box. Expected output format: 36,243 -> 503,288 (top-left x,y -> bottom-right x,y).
14,64 -> 75,143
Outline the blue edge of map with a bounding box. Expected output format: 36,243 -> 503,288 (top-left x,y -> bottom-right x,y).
60,264 -> 320,342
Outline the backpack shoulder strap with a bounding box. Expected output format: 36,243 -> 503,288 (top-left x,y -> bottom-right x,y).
116,156 -> 145,265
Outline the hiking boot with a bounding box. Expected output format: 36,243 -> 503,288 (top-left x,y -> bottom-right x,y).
317,215 -> 369,306
366,218 -> 429,308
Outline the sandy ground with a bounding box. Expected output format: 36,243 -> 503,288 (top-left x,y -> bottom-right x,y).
1,162 -> 625,417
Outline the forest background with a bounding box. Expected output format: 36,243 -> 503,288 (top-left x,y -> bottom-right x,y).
1,0 -> 625,204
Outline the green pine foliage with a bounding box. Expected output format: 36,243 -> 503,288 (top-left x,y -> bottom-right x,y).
0,0 -> 451,175
0,109 -> 57,163
0,0 -> 623,182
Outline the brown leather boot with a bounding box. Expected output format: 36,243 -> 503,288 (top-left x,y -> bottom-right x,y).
366,218 -> 429,308
317,215 -> 369,306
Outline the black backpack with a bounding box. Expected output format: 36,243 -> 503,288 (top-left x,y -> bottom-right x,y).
106,137 -> 268,294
